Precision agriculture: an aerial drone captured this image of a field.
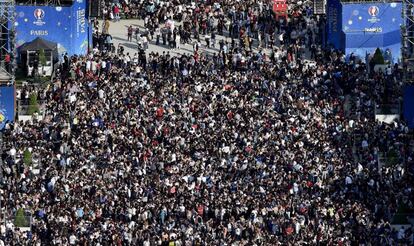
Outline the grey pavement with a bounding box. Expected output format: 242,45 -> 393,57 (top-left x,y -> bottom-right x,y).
107,19 -> 271,57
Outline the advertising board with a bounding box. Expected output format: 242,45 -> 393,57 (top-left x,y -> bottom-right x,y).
0,86 -> 15,130
15,0 -> 90,56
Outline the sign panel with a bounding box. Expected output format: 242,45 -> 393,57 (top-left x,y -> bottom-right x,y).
341,2 -> 402,63
15,0 -> 90,56
327,1 -> 402,63
327,0 -> 342,49
71,0 -> 89,55
273,0 -> 287,12
342,3 -> 402,34
0,86 -> 15,130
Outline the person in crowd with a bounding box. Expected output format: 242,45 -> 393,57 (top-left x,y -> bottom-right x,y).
103,19 -> 110,35
4,53 -> 11,73
127,25 -> 133,42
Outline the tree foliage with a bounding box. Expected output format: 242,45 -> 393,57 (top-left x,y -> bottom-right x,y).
38,49 -> 47,67
14,208 -> 29,227
27,93 -> 39,115
371,48 -> 385,65
23,149 -> 32,166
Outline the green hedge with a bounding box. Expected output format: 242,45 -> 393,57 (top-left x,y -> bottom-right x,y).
23,149 -> 32,166
387,149 -> 399,166
38,49 -> 47,67
371,48 -> 385,65
14,208 -> 30,227
27,93 -> 39,115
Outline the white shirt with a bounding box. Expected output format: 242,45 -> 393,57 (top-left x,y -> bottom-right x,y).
398,228 -> 405,239
361,140 -> 368,148
69,235 -> 77,245
98,89 -> 105,99
345,176 -> 353,185
91,61 -> 97,72
386,67 -> 392,75
9,148 -> 16,156
69,94 -> 76,103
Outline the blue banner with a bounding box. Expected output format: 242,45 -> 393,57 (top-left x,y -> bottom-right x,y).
342,2 -> 402,63
342,3 -> 402,34
15,0 -> 90,56
71,0 -> 90,55
327,0 -> 343,49
326,1 -> 402,63
404,86 -> 414,129
0,86 -> 15,130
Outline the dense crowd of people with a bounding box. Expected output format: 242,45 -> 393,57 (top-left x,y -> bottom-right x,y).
99,0 -> 319,52
0,0 -> 414,245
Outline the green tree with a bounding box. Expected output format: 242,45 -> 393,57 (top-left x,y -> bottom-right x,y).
38,49 -> 47,67
14,208 -> 29,227
27,93 -> 39,115
387,148 -> 399,166
23,149 -> 32,166
371,48 -> 385,65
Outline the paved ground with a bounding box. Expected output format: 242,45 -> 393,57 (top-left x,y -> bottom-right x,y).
107,19 -> 271,57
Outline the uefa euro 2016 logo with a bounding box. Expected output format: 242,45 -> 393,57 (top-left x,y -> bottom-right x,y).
34,9 -> 44,20
33,9 -> 46,26
368,6 -> 379,17
367,6 -> 380,23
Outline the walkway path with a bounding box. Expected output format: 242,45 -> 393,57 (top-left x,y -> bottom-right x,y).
107,19 -> 268,56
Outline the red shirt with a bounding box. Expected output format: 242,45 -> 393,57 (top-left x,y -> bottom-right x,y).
285,227 -> 294,235
197,205 -> 204,216
156,107 -> 164,118
114,6 -> 119,14
5,54 -> 10,62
